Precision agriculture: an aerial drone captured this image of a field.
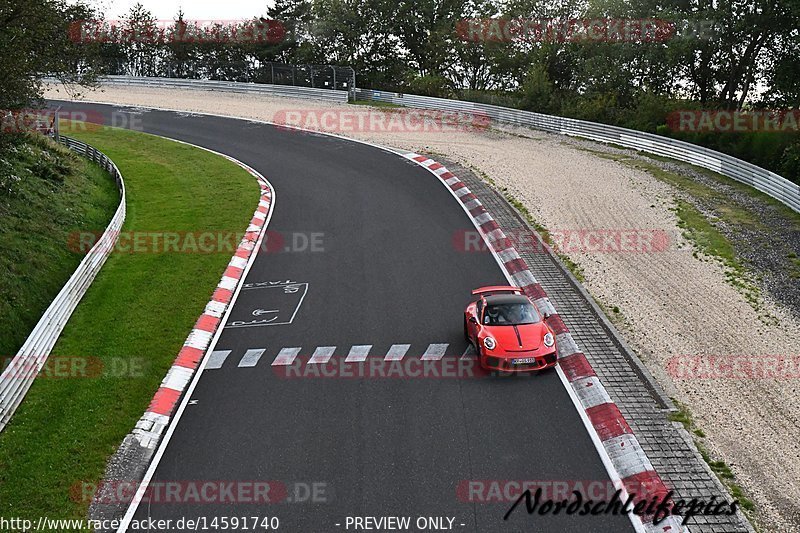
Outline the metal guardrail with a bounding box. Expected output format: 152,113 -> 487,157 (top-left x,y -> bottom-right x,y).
47,75 -> 798,210
356,89 -> 800,213
101,75 -> 351,102
103,61 -> 357,93
66,76 -> 798,213
0,136 -> 125,432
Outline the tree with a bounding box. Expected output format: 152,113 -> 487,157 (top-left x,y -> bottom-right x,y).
0,0 -> 102,110
120,3 -> 161,77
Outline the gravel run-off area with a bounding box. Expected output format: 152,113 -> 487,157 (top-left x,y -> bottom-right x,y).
45,84 -> 800,531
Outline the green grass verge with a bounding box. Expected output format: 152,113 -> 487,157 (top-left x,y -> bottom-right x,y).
668,401 -> 758,523
0,134 -> 119,357
0,125 -> 257,521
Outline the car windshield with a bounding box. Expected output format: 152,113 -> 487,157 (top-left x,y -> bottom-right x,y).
483,302 -> 540,326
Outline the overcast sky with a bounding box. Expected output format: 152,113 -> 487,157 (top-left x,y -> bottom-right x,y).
81,0 -> 272,21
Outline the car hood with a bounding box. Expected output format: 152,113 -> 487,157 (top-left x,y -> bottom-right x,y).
485,322 -> 548,351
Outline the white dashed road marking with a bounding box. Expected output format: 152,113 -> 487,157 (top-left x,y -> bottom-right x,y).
238,348 -> 265,367
344,345 -> 372,362
421,343 -> 449,361
385,344 -> 411,361
461,344 -> 476,360
204,343 -> 480,369
309,346 -> 336,364
206,350 -> 231,369
272,347 -> 302,366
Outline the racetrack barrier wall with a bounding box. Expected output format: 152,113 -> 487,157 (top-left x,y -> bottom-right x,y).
55,75 -> 796,212
0,136 -> 126,432
355,88 -> 800,213
99,76 -> 351,102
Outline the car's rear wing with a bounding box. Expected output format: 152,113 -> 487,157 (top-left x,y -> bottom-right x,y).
471,285 -> 522,296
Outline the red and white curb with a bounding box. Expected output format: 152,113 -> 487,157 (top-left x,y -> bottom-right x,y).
404,152 -> 685,533
131,156 -> 272,450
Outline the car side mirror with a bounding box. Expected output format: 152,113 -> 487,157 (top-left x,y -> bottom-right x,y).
469,316 -> 478,324
543,312 -> 552,319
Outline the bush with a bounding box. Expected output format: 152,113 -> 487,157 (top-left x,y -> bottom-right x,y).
0,133 -> 77,197
403,73 -> 453,98
521,64 -> 554,114
780,142 -> 800,184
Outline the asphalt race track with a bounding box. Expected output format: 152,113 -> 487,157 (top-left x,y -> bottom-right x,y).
50,100 -> 635,533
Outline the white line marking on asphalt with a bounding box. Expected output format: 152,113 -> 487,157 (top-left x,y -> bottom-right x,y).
511,270 -> 537,287
384,344 -> 411,361
99,105 -> 644,533
227,282 -> 309,328
485,228 -> 505,242
204,300 -> 227,318
162,366 -> 194,391
498,248 -> 521,263
404,153 -> 647,533
229,256 -> 249,269
114,129 -> 276,533
218,276 -> 239,291
185,329 -> 213,350
421,343 -> 449,361
474,213 -> 493,225
461,344 -> 476,360
345,345 -> 372,362
238,348 -> 266,367
206,350 -> 231,369
309,346 -> 336,364
272,347 -> 302,366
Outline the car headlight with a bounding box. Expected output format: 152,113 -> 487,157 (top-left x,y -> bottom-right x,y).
543,332 -> 554,347
483,337 -> 496,350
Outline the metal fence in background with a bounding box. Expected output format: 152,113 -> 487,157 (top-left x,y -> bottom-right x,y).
48,74 -> 799,211
355,89 -> 800,213
0,136 -> 126,433
104,59 -> 356,94
100,75 -> 351,102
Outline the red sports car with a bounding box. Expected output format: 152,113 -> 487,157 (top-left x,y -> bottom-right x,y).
464,286 -> 558,372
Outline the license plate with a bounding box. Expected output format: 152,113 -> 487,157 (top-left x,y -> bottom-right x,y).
511,357 -> 537,364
